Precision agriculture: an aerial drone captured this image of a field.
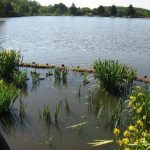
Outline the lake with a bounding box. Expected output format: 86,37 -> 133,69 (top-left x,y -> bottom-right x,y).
0,16 -> 150,150
0,16 -> 150,76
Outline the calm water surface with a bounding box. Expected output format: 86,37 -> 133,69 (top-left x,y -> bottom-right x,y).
0,16 -> 150,75
0,16 -> 150,150
1,70 -> 118,150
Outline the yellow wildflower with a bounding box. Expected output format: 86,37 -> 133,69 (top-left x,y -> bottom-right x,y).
122,138 -> 129,145
138,93 -> 143,97
118,140 -> 123,146
136,120 -> 143,127
113,128 -> 120,136
123,131 -> 130,137
143,115 -> 146,120
130,96 -> 136,101
128,101 -> 132,107
142,131 -> 147,137
136,106 -> 143,113
0,80 -> 3,84
135,103 -> 140,107
128,125 -> 136,131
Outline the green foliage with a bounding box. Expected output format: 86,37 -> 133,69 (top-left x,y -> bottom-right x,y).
127,4 -> 135,17
0,50 -> 21,79
41,106 -> 51,123
69,3 -> 78,16
110,5 -> 117,16
13,71 -> 27,88
94,59 -> 137,94
129,86 -> 150,129
0,0 -> 40,17
97,5 -> 105,16
0,80 -> 20,112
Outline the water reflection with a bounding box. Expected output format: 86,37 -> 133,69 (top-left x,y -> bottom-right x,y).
0,109 -> 28,136
0,131 -> 10,150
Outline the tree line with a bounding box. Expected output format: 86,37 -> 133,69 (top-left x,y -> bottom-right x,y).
0,0 -> 150,17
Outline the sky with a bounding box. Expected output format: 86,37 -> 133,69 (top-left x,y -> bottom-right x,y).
36,0 -> 150,10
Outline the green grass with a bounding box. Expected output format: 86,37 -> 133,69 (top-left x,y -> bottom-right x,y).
64,99 -> 70,114
55,101 -> 62,124
0,80 -> 20,112
13,70 -> 27,88
94,59 -> 137,95
0,49 -> 21,79
41,106 -> 51,123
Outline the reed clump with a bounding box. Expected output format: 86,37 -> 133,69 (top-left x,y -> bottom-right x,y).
0,80 -> 20,112
41,106 -> 51,123
94,59 -> 136,94
0,50 -> 27,87
0,49 -> 21,79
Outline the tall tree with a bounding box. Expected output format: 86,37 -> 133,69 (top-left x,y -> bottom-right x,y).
110,5 -> 117,16
97,5 -> 105,16
53,3 -> 68,15
127,4 -> 135,16
69,3 -> 78,16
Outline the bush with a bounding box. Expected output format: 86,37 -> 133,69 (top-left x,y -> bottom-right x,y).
94,60 -> 137,94
0,49 -> 21,79
0,80 -> 20,112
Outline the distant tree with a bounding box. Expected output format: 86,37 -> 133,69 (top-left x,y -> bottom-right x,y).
29,1 -> 40,15
81,7 -> 91,16
97,5 -> 105,16
3,2 -> 16,17
127,4 -> 135,17
110,5 -> 117,16
0,0 -> 4,17
53,3 -> 68,15
69,3 -> 78,16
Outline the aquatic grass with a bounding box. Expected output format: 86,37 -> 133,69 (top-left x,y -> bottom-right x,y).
94,59 -> 137,95
83,72 -> 89,84
0,49 -> 21,79
55,101 -> 62,124
77,85 -> 82,98
41,106 -> 51,123
62,69 -> 67,82
54,68 -> 68,89
19,97 -> 26,116
64,99 -> 70,114
54,68 -> 61,81
13,70 -> 27,88
0,80 -> 20,112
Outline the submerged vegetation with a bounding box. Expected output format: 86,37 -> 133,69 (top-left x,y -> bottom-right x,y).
40,106 -> 51,123
94,59 -> 137,95
0,0 -> 150,17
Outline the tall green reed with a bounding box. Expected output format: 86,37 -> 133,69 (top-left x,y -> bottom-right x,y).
94,59 -> 136,95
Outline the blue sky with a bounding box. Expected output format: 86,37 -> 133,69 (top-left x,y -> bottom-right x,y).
36,0 -> 150,10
